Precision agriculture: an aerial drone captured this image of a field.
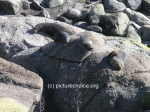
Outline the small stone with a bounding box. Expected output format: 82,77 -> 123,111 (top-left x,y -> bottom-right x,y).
66,8 -> 82,19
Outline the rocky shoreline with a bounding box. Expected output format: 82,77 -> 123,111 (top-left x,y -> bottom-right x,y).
0,0 -> 150,112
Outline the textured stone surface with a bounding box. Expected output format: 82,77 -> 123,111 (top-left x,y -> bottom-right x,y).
126,0 -> 142,10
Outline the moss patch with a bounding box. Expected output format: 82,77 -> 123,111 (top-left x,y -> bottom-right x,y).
78,0 -> 86,3
0,98 -> 28,112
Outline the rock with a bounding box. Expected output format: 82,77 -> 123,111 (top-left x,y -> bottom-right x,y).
73,21 -> 89,28
85,25 -> 103,33
140,91 -> 150,110
131,11 -> 150,26
66,8 -> 82,19
9,33 -> 150,112
143,0 -> 150,13
111,12 -> 130,36
56,16 -> 72,24
44,0 -> 64,8
140,25 -> 150,41
0,0 -> 21,14
126,0 -> 142,10
0,16 -> 84,59
3,16 -> 150,112
104,0 -> 126,12
88,3 -> 105,18
0,57 -> 43,112
126,25 -> 141,43
124,8 -> 134,18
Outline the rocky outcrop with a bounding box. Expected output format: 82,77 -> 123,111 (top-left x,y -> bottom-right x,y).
0,57 -> 43,112
140,25 -> 150,41
5,16 -> 150,112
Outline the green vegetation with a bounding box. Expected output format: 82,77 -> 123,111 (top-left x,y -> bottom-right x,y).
0,98 -> 28,112
79,0 -> 86,3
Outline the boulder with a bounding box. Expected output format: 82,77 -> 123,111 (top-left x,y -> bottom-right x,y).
143,0 -> 150,13
0,0 -> 21,14
44,0 -> 64,8
8,18 -> 150,112
88,3 -> 105,18
131,11 -> 150,26
126,25 -> 141,43
0,16 -> 82,59
66,8 -> 82,19
104,0 -> 126,12
126,0 -> 142,10
0,57 -> 43,112
111,12 -> 130,36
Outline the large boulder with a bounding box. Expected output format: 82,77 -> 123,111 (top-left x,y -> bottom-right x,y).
0,16 -> 81,59
0,0 -> 21,14
104,0 -> 126,12
111,12 -> 130,36
8,17 -> 150,112
0,57 -> 43,112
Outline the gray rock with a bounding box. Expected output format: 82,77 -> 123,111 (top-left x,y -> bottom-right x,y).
0,0 -> 21,14
88,3 -> 105,18
141,25 -> 150,41
0,57 -> 43,112
143,0 -> 150,13
85,25 -> 103,33
131,11 -> 150,26
44,0 -> 64,8
73,21 -> 88,28
127,25 -> 141,43
9,34 -> 150,112
104,0 -> 126,12
124,8 -> 134,18
111,12 -> 130,36
126,0 -> 142,10
66,8 -> 82,19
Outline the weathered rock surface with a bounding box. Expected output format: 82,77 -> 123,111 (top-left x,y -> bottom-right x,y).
0,16 -> 82,59
0,0 -> 21,14
0,57 -> 43,112
6,17 -> 150,112
131,11 -> 150,26
111,12 -> 129,36
104,0 -> 126,12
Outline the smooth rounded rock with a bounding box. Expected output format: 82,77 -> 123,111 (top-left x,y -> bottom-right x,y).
104,0 -> 126,12
127,25 -> 141,43
66,8 -> 82,19
44,0 -> 64,8
126,0 -> 142,10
